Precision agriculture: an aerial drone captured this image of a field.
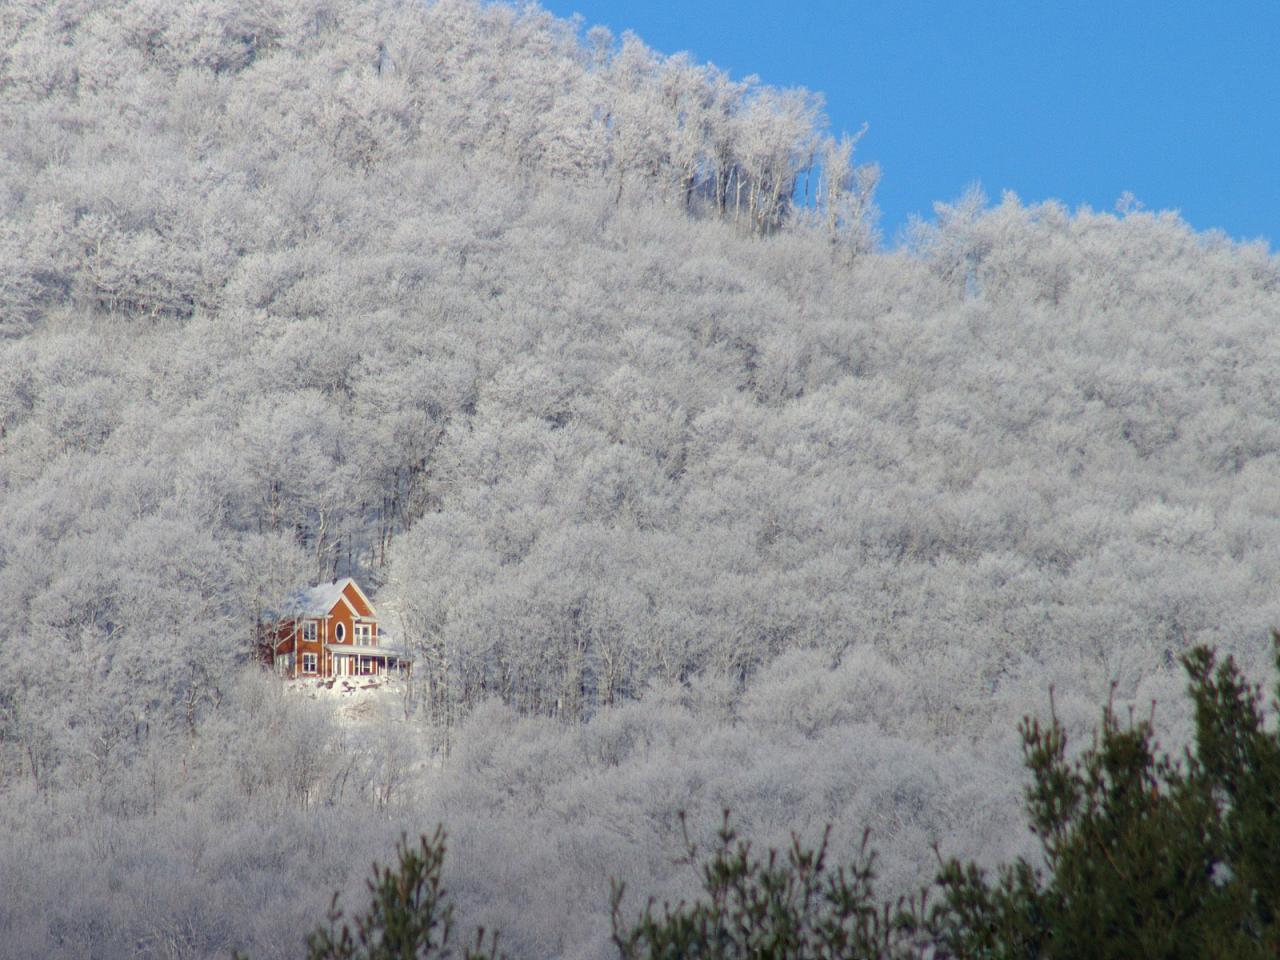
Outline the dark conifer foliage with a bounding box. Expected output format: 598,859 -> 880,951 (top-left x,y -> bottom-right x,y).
294,829 -> 501,960
921,642 -> 1280,958
611,815 -> 904,960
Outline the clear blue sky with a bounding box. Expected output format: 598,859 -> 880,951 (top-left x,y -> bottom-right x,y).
540,0 -> 1279,247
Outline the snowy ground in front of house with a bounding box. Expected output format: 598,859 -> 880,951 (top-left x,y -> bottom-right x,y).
283,675 -> 410,726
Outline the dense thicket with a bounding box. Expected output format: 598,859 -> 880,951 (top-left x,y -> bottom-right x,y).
1,0 -> 1279,957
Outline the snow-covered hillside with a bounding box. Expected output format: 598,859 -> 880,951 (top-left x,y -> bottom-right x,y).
2,0 -> 1279,957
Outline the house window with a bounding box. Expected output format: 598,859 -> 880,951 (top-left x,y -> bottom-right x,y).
302,653 -> 318,673
355,623 -> 372,646
335,623 -> 346,643
302,621 -> 317,641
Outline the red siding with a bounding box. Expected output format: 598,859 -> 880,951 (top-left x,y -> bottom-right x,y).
262,581 -> 381,679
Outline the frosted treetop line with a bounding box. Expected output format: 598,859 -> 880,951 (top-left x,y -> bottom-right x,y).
2,0 -> 1280,957
549,0 -> 1280,247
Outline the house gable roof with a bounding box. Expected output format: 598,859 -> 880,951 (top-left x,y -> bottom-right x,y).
341,579 -> 376,618
290,578 -> 378,619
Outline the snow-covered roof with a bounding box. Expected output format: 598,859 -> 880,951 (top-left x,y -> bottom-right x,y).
262,578 -> 380,624
293,579 -> 353,617
286,577 -> 377,618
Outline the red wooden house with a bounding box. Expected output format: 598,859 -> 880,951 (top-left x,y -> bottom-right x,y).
260,578 -> 410,679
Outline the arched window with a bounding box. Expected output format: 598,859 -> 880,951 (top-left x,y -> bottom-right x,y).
336,623 -> 346,642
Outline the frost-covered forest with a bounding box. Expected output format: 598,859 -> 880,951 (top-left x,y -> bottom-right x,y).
2,0 -> 1280,957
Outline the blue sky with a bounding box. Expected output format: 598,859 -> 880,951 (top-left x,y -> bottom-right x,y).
540,0 -> 1279,248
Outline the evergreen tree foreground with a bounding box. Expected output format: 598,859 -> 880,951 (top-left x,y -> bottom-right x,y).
272,641 -> 1280,959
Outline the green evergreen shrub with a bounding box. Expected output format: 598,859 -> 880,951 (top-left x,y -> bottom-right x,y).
239,827 -> 500,960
